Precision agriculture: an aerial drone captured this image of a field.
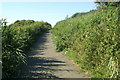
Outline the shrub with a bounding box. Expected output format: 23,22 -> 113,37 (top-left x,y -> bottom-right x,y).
1,20 -> 51,78
52,4 -> 119,78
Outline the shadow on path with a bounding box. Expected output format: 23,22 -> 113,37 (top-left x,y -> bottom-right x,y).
21,57 -> 66,78
20,32 -> 66,78
20,31 -> 89,78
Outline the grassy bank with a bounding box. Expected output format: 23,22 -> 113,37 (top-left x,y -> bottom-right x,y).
1,20 -> 51,78
51,3 -> 119,78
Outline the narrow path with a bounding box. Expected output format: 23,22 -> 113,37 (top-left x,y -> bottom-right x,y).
21,31 -> 89,78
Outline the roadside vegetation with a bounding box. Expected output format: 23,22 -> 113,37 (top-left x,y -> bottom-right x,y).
1,19 -> 51,78
51,2 -> 119,78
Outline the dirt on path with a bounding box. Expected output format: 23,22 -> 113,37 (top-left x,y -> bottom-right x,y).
21,31 -> 89,78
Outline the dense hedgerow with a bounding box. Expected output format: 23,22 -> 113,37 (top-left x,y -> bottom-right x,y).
1,20 -> 51,78
52,3 -> 119,78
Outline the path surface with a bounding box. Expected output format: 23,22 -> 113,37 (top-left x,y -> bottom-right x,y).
21,31 -> 89,78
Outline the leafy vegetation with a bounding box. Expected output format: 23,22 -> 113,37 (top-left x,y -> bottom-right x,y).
1,19 -> 51,78
52,2 -> 119,78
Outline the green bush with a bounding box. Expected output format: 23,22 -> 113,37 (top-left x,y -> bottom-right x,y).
52,4 -> 119,78
1,20 -> 51,78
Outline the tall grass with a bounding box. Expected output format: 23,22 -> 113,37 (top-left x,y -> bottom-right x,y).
52,4 -> 119,78
1,20 -> 51,78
